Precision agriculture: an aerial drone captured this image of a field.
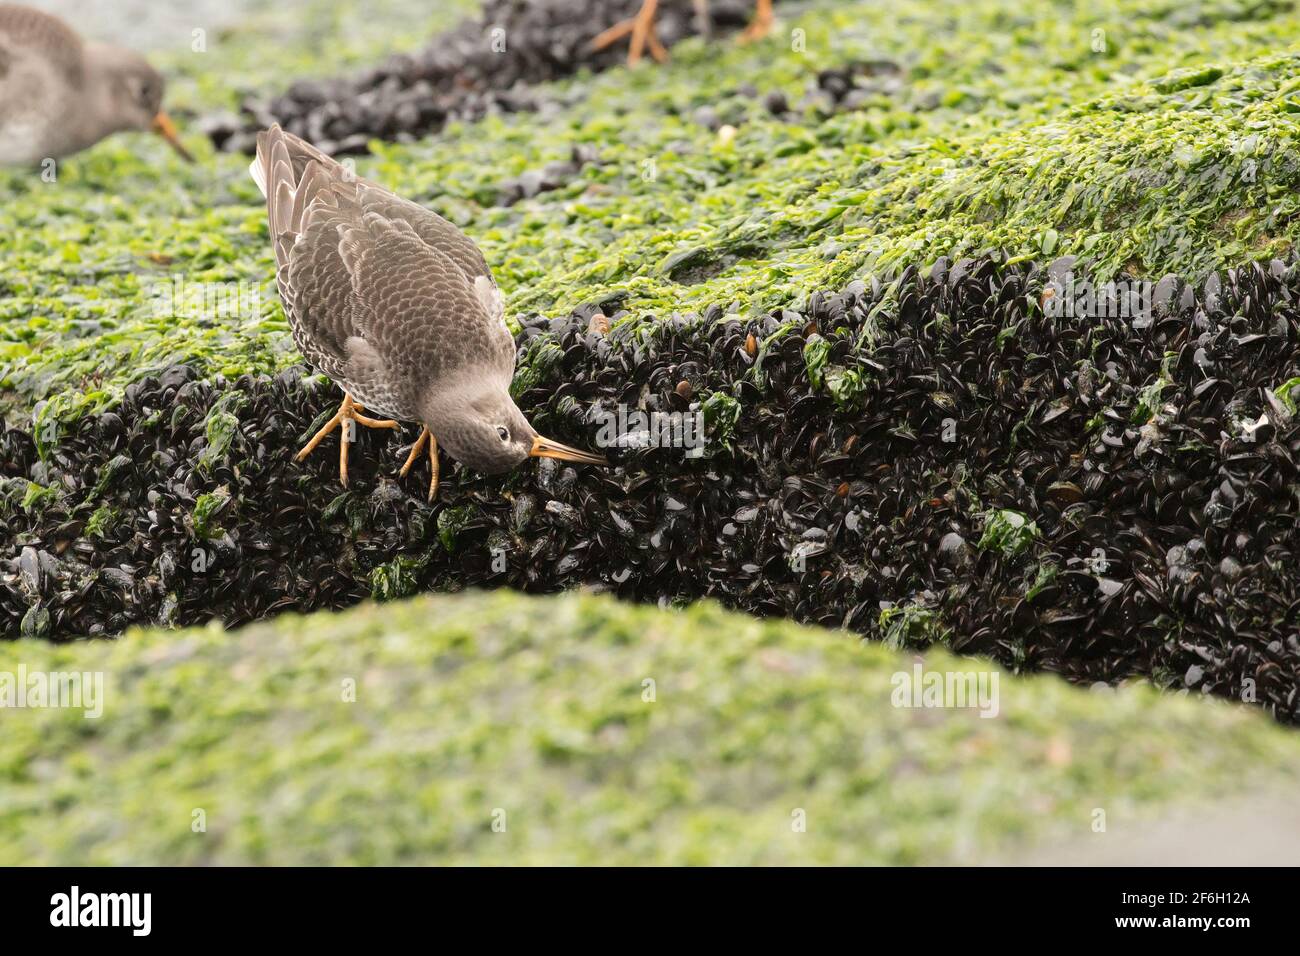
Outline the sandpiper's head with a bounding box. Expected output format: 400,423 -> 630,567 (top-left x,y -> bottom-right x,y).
86,43 -> 193,161
425,385 -> 607,474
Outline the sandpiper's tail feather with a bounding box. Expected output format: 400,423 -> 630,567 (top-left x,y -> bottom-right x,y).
253,124 -> 349,243
247,152 -> 265,196
251,122 -> 348,195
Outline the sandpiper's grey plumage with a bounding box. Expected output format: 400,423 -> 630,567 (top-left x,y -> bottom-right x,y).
0,2 -> 192,165
249,124 -> 606,500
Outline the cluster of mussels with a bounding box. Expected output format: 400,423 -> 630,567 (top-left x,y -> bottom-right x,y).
206,0 -> 764,156
4,255 -> 1300,723
773,60 -> 907,118
495,143 -> 604,205
682,60 -> 907,136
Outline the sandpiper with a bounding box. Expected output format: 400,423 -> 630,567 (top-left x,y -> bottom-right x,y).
0,2 -> 193,166
592,0 -> 774,66
249,125 -> 607,501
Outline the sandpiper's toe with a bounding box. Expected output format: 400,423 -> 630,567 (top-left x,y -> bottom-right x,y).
352,406 -> 398,430
399,427 -> 440,502
590,0 -> 667,66
739,0 -> 774,42
296,393 -> 398,488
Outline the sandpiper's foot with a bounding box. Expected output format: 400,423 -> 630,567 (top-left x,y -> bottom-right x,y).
295,392 -> 398,487
591,0 -> 668,66
399,426 -> 440,502
739,0 -> 774,42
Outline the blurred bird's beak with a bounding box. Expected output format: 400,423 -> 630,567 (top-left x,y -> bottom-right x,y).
152,112 -> 195,162
530,435 -> 608,465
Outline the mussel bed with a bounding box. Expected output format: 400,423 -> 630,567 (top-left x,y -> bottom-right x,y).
207,0 -> 765,156
4,254 -> 1300,722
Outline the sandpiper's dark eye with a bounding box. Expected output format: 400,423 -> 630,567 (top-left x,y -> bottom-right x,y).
497,426 -> 509,442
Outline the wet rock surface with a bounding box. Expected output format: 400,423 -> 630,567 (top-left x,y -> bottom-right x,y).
4,255 -> 1300,723
209,0 -> 766,155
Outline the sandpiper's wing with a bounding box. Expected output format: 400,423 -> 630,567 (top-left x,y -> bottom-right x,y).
250,125 -> 514,415
249,126 -> 497,288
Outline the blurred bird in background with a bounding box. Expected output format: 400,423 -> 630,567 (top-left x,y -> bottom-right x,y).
0,2 -> 192,165
593,0 -> 774,66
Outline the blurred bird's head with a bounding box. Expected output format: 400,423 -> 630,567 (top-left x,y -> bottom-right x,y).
86,42 -> 193,161
423,384 -> 607,474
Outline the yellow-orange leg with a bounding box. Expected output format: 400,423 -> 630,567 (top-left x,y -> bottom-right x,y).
740,0 -> 774,42
590,0 -> 668,66
399,426 -> 440,502
295,392 -> 397,488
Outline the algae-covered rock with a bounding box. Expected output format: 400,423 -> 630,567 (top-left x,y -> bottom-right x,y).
1,590 -> 1297,865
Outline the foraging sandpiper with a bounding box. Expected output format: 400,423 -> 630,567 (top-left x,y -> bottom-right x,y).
249,125 -> 606,501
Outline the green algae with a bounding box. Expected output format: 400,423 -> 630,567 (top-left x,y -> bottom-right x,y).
802,333 -> 830,389
878,600 -> 951,650
509,337 -> 564,400
803,329 -> 871,410
191,486 -> 231,540
1133,353 -> 1177,425
197,391 -> 248,474
369,553 -> 431,601
1273,374 -> 1300,414
4,0 -> 1299,866
1024,561 -> 1060,602
700,389 -> 741,451
824,365 -> 868,411
84,504 -> 120,540
436,505 -> 475,553
18,604 -> 50,638
17,479 -> 61,515
6,0 -> 1300,428
977,508 -> 1041,558
1,588 -> 1297,864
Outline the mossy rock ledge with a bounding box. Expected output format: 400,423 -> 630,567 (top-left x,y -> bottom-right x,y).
1,589 -> 1297,865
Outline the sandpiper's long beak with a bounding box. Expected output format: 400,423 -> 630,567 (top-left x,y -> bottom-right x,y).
152,112 -> 195,162
529,435 -> 608,465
